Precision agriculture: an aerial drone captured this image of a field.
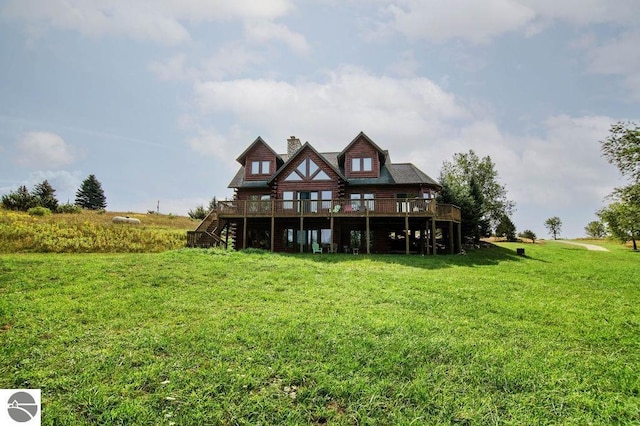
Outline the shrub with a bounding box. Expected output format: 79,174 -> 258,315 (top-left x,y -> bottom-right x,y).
28,206 -> 52,216
188,205 -> 208,220
56,203 -> 82,214
519,229 -> 537,243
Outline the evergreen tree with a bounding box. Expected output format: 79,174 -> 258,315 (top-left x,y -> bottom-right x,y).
32,180 -> 59,211
188,204 -> 208,220
496,215 -> 517,241
208,196 -> 218,211
1,185 -> 36,211
75,175 -> 107,210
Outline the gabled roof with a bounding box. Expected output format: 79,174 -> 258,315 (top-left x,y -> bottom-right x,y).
235,136 -> 283,166
387,164 -> 441,188
228,134 -> 442,190
228,167 -> 271,189
337,131 -> 388,166
345,163 -> 441,188
268,142 -> 345,184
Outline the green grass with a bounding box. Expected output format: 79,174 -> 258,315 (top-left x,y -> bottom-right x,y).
1,243 -> 638,424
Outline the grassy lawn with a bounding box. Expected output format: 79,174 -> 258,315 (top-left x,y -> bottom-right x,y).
1,243 -> 638,424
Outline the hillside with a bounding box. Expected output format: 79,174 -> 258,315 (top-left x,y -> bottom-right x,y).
0,208 -> 197,253
1,243 -> 638,424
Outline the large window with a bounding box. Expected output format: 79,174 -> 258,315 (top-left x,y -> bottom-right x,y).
349,193 -> 375,211
349,230 -> 374,250
250,161 -> 270,175
248,194 -> 270,213
283,191 -> 294,209
351,157 -> 373,172
285,158 -> 330,181
321,190 -> 332,210
283,229 -> 294,248
299,191 -> 318,213
364,193 -> 375,210
396,193 -> 417,212
350,193 -> 361,211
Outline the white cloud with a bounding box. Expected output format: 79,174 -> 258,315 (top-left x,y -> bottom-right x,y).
518,0 -> 639,27
382,0 -> 535,44
580,30 -> 640,100
509,115 -> 618,206
192,67 -> 469,154
187,129 -> 232,162
150,43 -> 267,81
386,50 -> 420,77
2,0 -> 294,45
245,21 -> 310,55
149,54 -> 192,81
372,0 -> 639,44
14,132 -> 76,169
26,170 -> 84,202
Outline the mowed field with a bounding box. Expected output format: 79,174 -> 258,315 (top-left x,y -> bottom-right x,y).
0,242 -> 638,425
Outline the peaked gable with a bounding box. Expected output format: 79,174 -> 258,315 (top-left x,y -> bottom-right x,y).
235,136 -> 283,166
235,136 -> 285,182
337,131 -> 388,167
268,142 -> 344,185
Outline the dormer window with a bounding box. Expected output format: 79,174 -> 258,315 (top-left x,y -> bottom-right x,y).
251,161 -> 270,175
352,157 -> 372,172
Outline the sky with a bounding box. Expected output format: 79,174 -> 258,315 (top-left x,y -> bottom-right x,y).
1,0 -> 638,239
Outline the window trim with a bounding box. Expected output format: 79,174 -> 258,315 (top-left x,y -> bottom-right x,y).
250,160 -> 270,175
351,157 -> 373,173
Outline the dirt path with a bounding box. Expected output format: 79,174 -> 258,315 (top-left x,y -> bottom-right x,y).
552,240 -> 610,252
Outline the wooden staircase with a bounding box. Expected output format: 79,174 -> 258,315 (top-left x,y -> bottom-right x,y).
186,210 -> 233,248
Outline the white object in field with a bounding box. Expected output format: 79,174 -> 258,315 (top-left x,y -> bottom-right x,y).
112,216 -> 141,224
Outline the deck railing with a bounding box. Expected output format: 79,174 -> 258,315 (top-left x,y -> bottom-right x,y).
217,199 -> 460,221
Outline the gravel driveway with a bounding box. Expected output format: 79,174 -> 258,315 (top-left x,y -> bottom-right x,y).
552,240 -> 609,251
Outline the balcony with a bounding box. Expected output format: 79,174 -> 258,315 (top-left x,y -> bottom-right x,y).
217,199 -> 461,222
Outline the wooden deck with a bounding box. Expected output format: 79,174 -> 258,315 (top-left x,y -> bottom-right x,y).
216,199 -> 461,222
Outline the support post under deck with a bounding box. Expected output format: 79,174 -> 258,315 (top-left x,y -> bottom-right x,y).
405,215 -> 410,255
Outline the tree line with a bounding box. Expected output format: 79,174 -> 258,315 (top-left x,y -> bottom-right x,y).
1,174 -> 107,213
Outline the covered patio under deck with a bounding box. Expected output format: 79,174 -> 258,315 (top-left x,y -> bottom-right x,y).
218,199 -> 462,255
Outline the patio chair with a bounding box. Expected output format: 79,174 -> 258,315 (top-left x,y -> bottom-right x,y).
312,242 -> 323,254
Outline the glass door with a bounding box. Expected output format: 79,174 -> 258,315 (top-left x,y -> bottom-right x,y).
298,191 -> 318,213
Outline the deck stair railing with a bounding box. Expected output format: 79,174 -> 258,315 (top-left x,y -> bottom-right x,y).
187,210 -> 231,248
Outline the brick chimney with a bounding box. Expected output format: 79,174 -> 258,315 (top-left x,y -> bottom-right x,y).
287,136 -> 302,157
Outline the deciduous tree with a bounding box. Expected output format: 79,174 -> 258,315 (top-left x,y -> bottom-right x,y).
584,220 -> 606,239
519,229 -> 537,243
438,150 -> 514,243
601,121 -> 640,184
545,216 -> 562,240
599,121 -> 640,250
598,202 -> 640,250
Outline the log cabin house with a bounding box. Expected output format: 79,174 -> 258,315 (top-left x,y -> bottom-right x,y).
187,132 -> 462,254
